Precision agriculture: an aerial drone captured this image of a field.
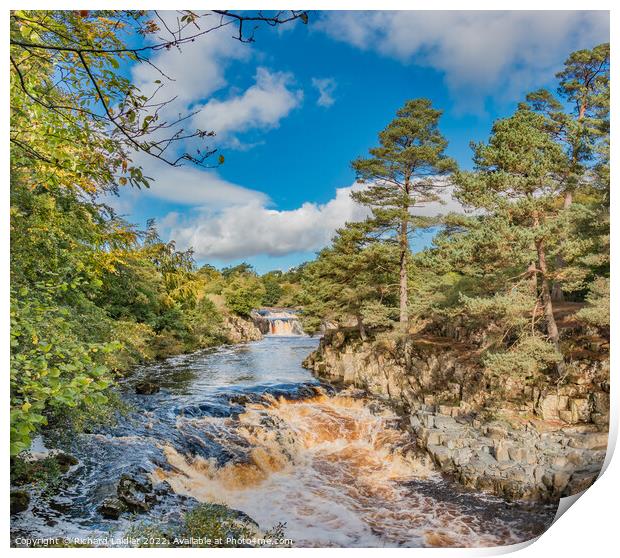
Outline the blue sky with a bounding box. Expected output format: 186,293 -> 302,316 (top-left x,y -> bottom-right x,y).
108,10 -> 609,274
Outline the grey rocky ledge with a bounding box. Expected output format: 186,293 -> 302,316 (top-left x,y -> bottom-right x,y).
409,404 -> 606,501
304,329 -> 609,502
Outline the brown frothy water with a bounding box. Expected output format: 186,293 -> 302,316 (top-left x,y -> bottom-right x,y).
153,388 -> 551,547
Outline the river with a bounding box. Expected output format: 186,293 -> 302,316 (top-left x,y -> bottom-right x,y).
12,336 -> 556,547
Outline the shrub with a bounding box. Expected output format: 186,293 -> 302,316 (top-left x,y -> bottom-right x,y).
223,276 -> 265,317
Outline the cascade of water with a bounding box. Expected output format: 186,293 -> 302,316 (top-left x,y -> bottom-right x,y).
154,387 -> 552,548
257,309 -> 305,336
11,337 -> 555,548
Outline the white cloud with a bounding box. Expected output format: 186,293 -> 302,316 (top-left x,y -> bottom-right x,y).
101,153 -> 268,214
192,68 -> 303,145
154,177 -> 468,261
311,77 -> 337,107
131,13 -> 302,148
103,164 -> 468,261
144,165 -> 268,208
159,184 -> 369,260
317,11 -> 609,111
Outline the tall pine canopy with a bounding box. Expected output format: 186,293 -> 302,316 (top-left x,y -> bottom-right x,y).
453,108 -> 569,365
351,99 -> 456,325
523,43 -> 609,301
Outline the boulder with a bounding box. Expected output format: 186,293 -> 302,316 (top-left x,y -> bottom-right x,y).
99,497 -> 126,519
540,395 -> 560,420
552,470 -> 572,492
305,327 -> 609,502
570,399 -> 591,423
117,472 -> 155,513
135,381 -> 160,395
568,432 -> 609,451
492,441 -> 511,462
224,315 -> 262,343
98,470 -> 161,519
427,445 -> 453,469
10,490 -> 30,514
434,415 -> 457,429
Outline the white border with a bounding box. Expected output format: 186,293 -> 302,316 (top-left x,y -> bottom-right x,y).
3,2 -> 616,556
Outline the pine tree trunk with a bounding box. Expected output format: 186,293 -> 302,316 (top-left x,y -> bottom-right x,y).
532,207 -> 564,375
399,218 -> 409,325
527,261 -> 538,294
536,239 -> 560,345
356,314 -> 367,341
536,238 -> 565,374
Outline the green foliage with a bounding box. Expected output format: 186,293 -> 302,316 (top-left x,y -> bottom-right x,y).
524,43 -> 609,193
261,271 -> 284,306
223,275 -> 266,317
222,262 -> 255,278
11,455 -> 62,489
452,107 -> 575,356
183,504 -> 256,544
9,12 -> 288,456
10,290 -> 115,455
302,44 -> 608,387
360,301 -> 396,329
351,98 -> 457,322
10,10 -> 152,191
300,222 -> 399,334
576,277 -> 610,328
351,98 -> 457,193
483,334 -> 562,380
9,11 -> 609,461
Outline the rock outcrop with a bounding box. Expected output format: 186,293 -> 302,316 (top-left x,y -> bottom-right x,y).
303,329 -> 609,502
222,315 -> 263,344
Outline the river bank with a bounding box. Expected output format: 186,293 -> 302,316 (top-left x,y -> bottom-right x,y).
303,328 -> 609,502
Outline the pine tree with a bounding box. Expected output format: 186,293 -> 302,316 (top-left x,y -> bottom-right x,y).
351,99 -> 456,325
526,43 -> 609,206
524,44 -> 609,301
556,42 -> 610,207
300,222 -> 399,338
453,108 -> 569,363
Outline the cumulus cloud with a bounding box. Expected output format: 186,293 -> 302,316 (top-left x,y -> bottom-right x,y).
192,68 -> 303,144
101,153 -> 268,215
317,11 -> 609,110
152,176 -> 468,260
144,165 -> 268,208
104,163 -> 469,260
160,184 -> 369,260
131,13 -> 302,149
311,77 -> 337,107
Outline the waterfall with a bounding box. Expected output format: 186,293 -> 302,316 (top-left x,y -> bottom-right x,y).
253,308 -> 305,336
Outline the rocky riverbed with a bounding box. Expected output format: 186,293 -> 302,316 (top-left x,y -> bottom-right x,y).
11,336 -> 560,548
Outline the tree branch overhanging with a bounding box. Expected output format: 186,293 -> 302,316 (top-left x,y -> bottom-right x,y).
10,10 -> 309,169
